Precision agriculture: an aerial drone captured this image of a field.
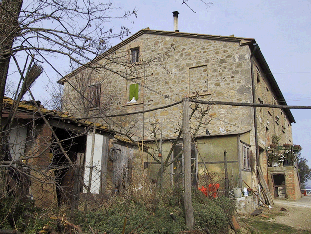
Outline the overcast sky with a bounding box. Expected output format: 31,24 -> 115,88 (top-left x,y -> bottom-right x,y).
21,0 -> 311,184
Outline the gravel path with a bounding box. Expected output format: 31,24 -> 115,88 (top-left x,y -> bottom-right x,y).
272,196 -> 311,230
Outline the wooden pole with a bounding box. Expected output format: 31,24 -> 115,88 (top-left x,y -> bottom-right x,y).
101,136 -> 109,195
183,98 -> 194,229
88,124 -> 96,193
224,150 -> 229,198
84,125 -> 96,211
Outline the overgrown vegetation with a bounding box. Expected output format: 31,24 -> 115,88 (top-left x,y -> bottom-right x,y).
0,197 -> 51,233
0,188 -> 236,233
266,135 -> 311,188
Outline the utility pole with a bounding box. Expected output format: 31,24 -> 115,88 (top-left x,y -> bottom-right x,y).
183,98 -> 194,229
0,0 -> 23,159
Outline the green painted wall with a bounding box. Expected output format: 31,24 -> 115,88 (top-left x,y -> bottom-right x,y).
143,134 -> 253,189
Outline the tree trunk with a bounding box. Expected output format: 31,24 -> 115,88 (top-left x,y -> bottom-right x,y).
183,98 -> 194,229
0,0 -> 23,160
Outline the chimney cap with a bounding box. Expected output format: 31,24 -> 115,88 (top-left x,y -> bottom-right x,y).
172,11 -> 179,17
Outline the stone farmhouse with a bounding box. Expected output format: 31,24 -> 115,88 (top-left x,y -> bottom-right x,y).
59,14 -> 300,201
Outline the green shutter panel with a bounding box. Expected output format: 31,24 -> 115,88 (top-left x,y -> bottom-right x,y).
129,83 -> 139,101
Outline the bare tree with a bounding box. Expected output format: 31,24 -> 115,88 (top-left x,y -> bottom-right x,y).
0,0 -> 136,159
61,68 -> 117,118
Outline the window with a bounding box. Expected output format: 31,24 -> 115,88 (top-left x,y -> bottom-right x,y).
282,126 -> 286,133
128,83 -> 139,102
275,115 -> 280,125
88,84 -> 101,108
131,47 -> 139,63
257,72 -> 260,83
242,143 -> 251,171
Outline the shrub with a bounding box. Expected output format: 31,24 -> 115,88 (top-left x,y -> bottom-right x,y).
193,190 -> 236,233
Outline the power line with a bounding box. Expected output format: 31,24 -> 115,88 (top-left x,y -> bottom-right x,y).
78,100 -> 183,119
191,99 -> 311,109
274,72 -> 311,74
76,97 -> 311,121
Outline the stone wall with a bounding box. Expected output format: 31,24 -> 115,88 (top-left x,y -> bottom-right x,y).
63,33 -> 255,141
253,59 -> 293,185
62,32 -> 296,196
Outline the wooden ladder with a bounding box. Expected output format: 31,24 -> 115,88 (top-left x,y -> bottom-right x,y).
257,166 -> 274,205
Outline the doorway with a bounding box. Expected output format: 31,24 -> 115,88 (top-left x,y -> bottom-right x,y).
272,174 -> 286,198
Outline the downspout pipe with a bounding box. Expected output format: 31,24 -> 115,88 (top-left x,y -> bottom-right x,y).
250,43 -> 260,169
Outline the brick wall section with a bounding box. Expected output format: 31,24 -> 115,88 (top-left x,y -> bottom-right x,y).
268,166 -> 301,200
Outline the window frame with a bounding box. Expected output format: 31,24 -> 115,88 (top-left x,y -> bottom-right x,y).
88,83 -> 101,108
130,47 -> 139,63
241,142 -> 251,171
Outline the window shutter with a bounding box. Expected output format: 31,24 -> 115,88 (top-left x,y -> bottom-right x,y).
88,84 -> 101,108
129,83 -> 139,101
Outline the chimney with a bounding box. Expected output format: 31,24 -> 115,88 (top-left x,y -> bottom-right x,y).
173,11 -> 179,32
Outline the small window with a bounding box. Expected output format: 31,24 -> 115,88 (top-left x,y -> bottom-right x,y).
242,144 -> 251,171
257,72 -> 260,83
275,115 -> 280,125
131,47 -> 139,63
128,83 -> 139,102
88,84 -> 101,108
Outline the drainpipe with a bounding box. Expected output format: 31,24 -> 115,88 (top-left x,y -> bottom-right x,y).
173,11 -> 179,32
250,43 -> 259,171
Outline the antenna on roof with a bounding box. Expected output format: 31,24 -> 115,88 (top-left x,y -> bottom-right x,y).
182,0 -> 196,13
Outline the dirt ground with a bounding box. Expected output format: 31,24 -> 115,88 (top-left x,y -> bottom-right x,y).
236,196 -> 311,233
272,196 -> 311,230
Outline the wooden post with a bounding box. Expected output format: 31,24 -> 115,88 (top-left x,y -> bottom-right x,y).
84,125 -> 96,211
183,98 -> 194,229
87,125 -> 96,193
101,136 -> 109,195
71,165 -> 79,211
159,124 -> 163,191
224,150 -> 229,198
